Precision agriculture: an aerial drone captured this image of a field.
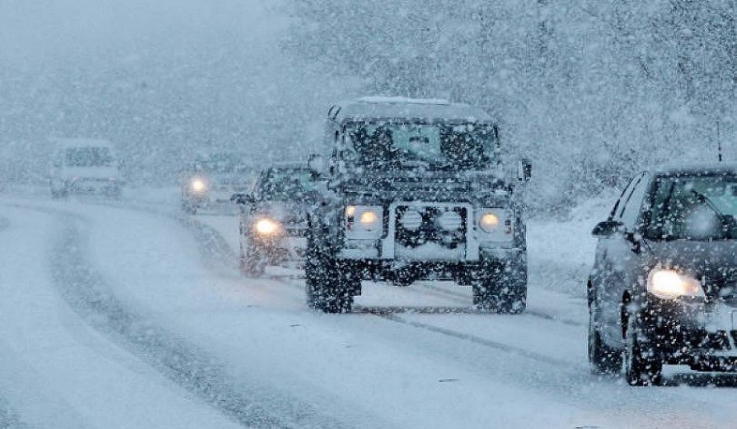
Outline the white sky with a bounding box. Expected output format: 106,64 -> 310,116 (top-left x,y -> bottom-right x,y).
0,0 -> 277,68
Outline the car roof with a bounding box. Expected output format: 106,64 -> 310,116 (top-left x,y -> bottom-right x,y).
52,138 -> 114,149
330,96 -> 494,123
651,163 -> 737,177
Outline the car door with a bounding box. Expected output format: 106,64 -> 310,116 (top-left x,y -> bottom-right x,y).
596,172 -> 650,345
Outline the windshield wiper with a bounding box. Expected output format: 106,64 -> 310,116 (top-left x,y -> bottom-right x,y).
691,189 -> 724,217
691,189 -> 737,239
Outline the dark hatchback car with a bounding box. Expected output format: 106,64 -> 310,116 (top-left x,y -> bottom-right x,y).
588,164 -> 737,385
232,165 -> 320,276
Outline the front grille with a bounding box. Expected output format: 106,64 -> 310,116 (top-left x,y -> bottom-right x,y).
394,205 -> 467,249
717,282 -> 737,306
285,227 -> 307,238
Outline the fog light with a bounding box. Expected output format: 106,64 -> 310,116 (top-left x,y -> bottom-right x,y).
437,211 -> 462,231
400,209 -> 423,231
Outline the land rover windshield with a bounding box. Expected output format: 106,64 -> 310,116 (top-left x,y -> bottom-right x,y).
344,121 -> 497,170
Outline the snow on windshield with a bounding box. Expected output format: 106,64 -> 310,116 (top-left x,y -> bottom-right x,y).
65,147 -> 114,168
646,175 -> 737,240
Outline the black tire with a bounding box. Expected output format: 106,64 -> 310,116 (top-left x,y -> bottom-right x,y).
472,264 -> 527,314
51,186 -> 68,199
588,305 -> 623,375
624,312 -> 662,386
240,240 -> 266,277
109,186 -> 122,200
181,199 -> 197,214
305,228 -> 354,313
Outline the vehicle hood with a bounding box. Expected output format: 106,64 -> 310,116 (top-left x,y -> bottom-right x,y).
340,169 -> 512,202
255,200 -> 311,224
646,239 -> 737,299
198,172 -> 252,190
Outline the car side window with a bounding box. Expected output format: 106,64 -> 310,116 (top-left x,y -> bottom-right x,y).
253,173 -> 267,200
620,173 -> 649,229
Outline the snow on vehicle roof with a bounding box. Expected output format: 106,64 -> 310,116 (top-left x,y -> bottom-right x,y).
652,163 -> 737,176
265,161 -> 309,171
331,97 -> 494,123
357,96 -> 451,105
52,138 -> 114,149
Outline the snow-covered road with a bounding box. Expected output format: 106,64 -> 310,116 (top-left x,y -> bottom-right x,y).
1,190 -> 737,428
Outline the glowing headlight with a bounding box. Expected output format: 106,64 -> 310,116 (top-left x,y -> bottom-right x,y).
345,205 -> 383,239
360,210 -> 379,226
254,218 -> 280,235
479,211 -> 501,233
190,178 -> 207,192
647,269 -> 704,300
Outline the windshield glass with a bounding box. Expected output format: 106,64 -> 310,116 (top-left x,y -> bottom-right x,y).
644,174 -> 737,240
345,121 -> 496,170
260,169 -> 315,200
65,147 -> 114,167
195,153 -> 248,174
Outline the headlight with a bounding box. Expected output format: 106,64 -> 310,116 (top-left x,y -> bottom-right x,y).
189,177 -> 208,193
478,208 -> 513,238
647,269 -> 704,300
479,212 -> 500,232
345,205 -> 383,239
254,218 -> 280,235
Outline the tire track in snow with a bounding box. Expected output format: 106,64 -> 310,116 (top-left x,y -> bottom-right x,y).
414,283 -> 585,327
0,215 -> 28,429
370,312 -> 575,369
0,396 -> 28,429
40,206 -> 345,429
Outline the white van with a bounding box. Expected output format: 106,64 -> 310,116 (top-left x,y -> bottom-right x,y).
49,138 -> 122,198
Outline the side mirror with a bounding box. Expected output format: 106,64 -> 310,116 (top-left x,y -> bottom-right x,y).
308,154 -> 326,176
230,193 -> 255,205
517,159 -> 532,182
592,220 -> 624,237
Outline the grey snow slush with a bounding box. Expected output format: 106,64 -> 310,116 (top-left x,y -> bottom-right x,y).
588,164 -> 737,385
305,97 -> 531,313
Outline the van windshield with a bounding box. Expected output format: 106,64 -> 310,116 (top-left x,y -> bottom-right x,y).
65,147 -> 114,167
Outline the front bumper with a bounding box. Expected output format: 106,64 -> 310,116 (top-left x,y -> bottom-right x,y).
338,248 -> 526,284
253,235 -> 307,266
641,298 -> 737,371
67,179 -> 121,195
